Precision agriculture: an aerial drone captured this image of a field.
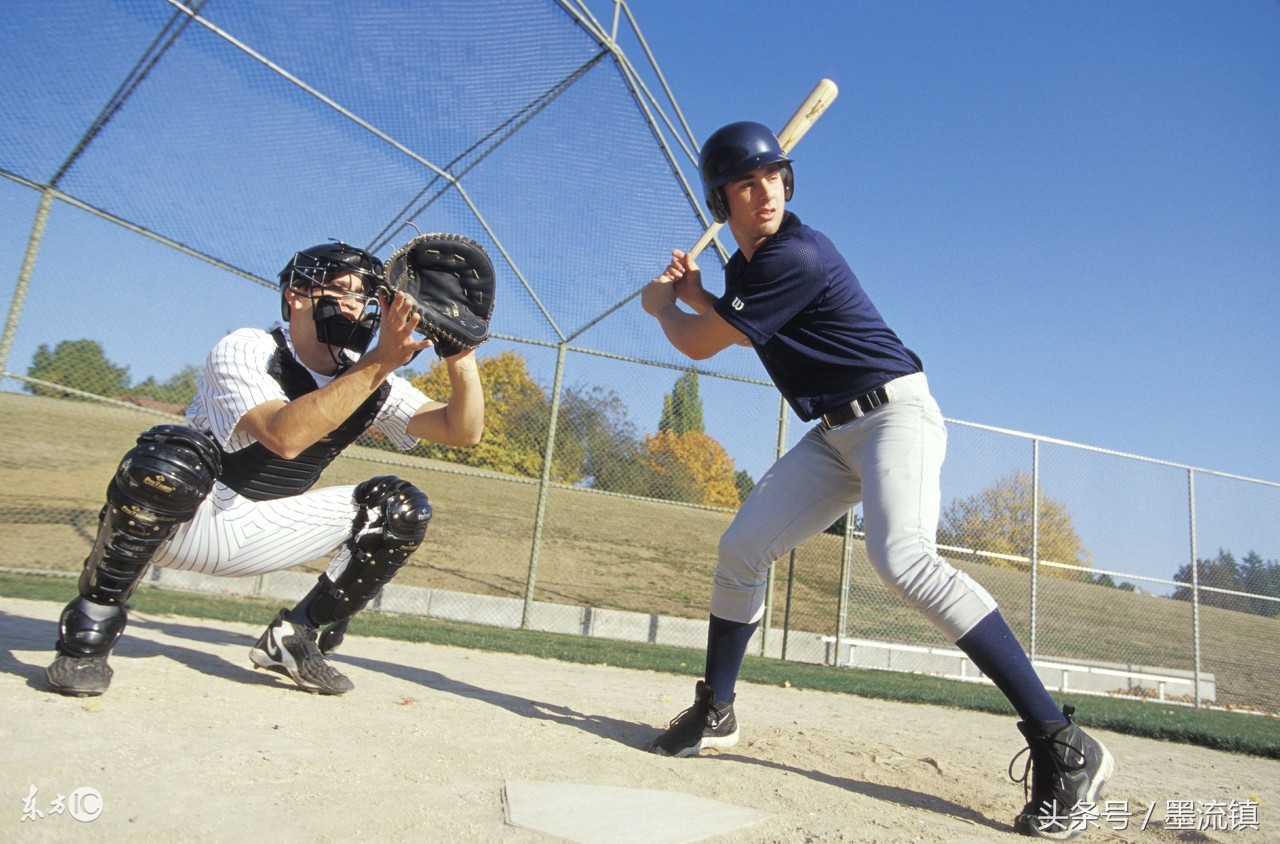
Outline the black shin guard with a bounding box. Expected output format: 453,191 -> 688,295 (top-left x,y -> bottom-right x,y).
305,476 -> 431,627
59,426 -> 220,654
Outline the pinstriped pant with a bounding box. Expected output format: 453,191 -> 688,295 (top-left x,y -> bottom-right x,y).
153,482 -> 358,583
710,373 -> 998,642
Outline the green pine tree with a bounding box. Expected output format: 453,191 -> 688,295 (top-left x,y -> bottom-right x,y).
658,369 -> 703,434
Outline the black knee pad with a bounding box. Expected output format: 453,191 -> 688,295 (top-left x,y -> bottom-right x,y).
308,476 -> 431,625
80,425 -> 221,605
354,475 -> 433,546
115,425 -> 222,519
57,596 -> 128,657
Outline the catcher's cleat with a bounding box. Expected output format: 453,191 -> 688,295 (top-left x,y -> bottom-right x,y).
648,680 -> 739,757
45,650 -> 113,697
250,609 -> 353,695
1010,705 -> 1116,839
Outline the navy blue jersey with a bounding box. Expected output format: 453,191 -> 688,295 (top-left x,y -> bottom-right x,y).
712,212 -> 921,422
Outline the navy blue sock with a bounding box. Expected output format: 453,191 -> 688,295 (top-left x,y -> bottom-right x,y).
704,614 -> 759,704
956,610 -> 1064,726
285,582 -> 325,627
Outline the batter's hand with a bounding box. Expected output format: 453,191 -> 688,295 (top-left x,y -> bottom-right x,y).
662,250 -> 705,307
641,273 -> 678,317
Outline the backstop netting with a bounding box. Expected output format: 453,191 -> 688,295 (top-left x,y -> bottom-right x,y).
2,0 -> 1276,715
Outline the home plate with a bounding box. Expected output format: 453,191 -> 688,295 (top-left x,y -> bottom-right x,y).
503,780 -> 769,843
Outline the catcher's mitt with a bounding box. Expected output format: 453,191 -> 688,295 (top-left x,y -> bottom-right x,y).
384,233 -> 495,357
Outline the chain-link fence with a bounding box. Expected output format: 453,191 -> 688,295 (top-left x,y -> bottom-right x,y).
2,0 -> 1277,716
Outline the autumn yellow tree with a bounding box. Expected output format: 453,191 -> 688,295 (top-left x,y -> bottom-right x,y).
408,351 -> 581,481
406,352 -> 744,507
938,470 -> 1091,579
643,429 -> 741,508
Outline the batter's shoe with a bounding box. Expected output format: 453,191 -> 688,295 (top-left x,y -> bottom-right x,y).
1010,705 -> 1116,839
250,609 -> 353,695
45,649 -> 113,697
648,680 -> 739,757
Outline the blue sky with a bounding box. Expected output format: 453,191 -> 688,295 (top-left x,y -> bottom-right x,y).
615,0 -> 1279,484
2,0 -> 1276,491
1,0 -> 1274,585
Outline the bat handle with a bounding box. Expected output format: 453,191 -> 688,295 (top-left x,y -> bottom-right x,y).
686,222 -> 723,263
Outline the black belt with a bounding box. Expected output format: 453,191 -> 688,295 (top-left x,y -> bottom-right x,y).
821,386 -> 890,429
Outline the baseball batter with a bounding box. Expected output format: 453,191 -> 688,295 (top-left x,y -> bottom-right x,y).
46,241 -> 483,697
640,122 -> 1114,839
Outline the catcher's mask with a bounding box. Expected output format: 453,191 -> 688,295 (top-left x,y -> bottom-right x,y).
698,121 -> 794,224
278,242 -> 385,354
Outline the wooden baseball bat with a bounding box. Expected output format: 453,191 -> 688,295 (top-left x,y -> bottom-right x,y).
686,78 -> 839,261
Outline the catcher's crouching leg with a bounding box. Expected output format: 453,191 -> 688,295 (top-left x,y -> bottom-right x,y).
308,476 -> 432,654
48,426 -> 220,695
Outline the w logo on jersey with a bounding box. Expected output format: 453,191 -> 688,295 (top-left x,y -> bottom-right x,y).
731,296 -> 745,311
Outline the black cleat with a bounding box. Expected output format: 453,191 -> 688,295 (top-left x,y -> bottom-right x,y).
250,609 -> 353,695
46,651 -> 113,697
1010,705 -> 1116,839
648,680 -> 739,757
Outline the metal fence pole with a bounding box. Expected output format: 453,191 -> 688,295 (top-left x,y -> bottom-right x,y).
521,343 -> 568,627
781,549 -> 796,661
1029,438 -> 1040,660
0,187 -> 54,378
760,394 -> 790,655
835,508 -> 855,666
1188,468 -> 1203,709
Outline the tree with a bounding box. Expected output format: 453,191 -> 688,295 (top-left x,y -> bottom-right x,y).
642,429 -> 740,508
658,369 -> 703,434
405,351 -> 745,508
27,339 -> 129,399
734,469 -> 755,504
1241,551 -> 1280,617
407,352 -> 640,486
1173,549 -> 1280,617
559,385 -> 646,495
130,364 -> 201,408
1173,549 -> 1248,612
937,470 -> 1091,578
1090,572 -> 1136,590
409,351 -> 561,478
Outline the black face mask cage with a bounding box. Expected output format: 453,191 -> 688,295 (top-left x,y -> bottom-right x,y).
311,295 -> 380,355
288,259 -> 382,297
278,243 -> 387,362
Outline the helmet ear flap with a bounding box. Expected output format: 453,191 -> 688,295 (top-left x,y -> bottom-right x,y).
704,164 -> 792,225
707,188 -> 729,225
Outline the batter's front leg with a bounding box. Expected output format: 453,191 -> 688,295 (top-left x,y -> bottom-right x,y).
712,426 -> 859,625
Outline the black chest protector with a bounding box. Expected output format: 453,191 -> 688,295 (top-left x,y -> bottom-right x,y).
218,329 -> 391,501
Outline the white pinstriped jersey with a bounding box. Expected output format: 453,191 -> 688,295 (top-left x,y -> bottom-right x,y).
186,326 -> 426,454
153,325 -> 432,579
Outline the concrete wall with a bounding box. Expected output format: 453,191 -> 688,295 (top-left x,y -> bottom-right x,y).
148,567 -> 1213,705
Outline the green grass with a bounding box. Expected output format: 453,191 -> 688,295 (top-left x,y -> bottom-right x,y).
5,571 -> 1277,760
5,392 -> 1279,717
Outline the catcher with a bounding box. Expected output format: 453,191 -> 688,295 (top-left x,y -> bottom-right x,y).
45,234 -> 495,697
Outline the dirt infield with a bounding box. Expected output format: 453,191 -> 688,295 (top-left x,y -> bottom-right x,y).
2,595 -> 1275,843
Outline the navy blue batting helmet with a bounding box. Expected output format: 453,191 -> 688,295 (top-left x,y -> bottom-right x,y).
698,121 -> 794,223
